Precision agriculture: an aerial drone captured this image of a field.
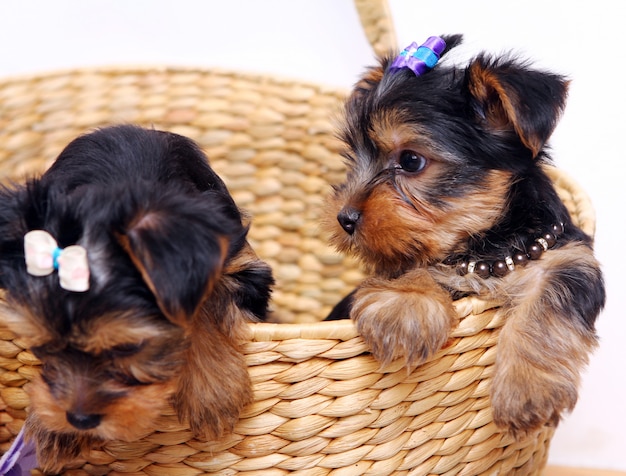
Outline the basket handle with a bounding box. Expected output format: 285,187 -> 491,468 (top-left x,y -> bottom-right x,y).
354,0 -> 397,57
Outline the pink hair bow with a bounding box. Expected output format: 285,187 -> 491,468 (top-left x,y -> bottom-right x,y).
24,230 -> 90,292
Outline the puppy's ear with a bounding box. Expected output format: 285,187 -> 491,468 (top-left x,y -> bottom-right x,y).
118,193 -> 237,327
0,191 -> 19,291
0,182 -> 40,290
466,54 -> 569,157
0,184 -> 51,342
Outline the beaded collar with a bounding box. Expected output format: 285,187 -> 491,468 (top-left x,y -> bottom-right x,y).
443,223 -> 564,278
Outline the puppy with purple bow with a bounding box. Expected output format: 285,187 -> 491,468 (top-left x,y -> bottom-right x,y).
325,35 -> 605,437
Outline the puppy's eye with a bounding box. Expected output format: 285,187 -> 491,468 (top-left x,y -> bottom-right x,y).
398,150 -> 427,173
107,370 -> 148,387
31,343 -> 64,359
41,368 -> 53,384
30,346 -> 46,359
110,342 -> 143,357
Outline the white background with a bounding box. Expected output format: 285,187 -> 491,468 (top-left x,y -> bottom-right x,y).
1,0 -> 624,471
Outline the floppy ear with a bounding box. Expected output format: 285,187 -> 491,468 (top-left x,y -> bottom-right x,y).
466,54 -> 569,157
117,194 -> 236,328
0,182 -> 42,290
0,183 -> 53,342
0,193 -> 19,290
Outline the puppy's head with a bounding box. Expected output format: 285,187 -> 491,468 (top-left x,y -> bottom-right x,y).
0,133 -> 244,441
324,34 -> 569,277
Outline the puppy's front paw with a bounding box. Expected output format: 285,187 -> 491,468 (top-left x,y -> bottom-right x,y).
174,330 -> 253,439
351,272 -> 457,368
176,370 -> 252,440
491,278 -> 599,439
491,366 -> 575,438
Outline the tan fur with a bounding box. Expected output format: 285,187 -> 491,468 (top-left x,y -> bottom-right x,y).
24,412 -> 98,474
489,243 -> 600,436
351,269 -> 457,368
25,375 -> 176,473
370,111 -> 424,153
350,65 -> 386,101
431,241 -> 600,437
325,167 -> 512,275
467,64 -> 516,133
18,292 -> 254,473
27,374 -> 175,441
79,313 -> 175,354
173,302 -> 253,439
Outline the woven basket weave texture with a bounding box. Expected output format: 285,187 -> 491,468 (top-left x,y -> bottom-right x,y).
0,1 -> 597,475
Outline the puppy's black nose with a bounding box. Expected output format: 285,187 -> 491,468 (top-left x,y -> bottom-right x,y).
337,207 -> 361,235
66,411 -> 102,430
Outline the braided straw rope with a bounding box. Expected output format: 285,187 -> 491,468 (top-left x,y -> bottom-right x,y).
354,0 -> 397,58
0,1 -> 596,474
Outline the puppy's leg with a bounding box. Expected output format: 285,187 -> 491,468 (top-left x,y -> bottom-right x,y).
351,269 -> 457,368
173,307 -> 252,439
491,243 -> 603,436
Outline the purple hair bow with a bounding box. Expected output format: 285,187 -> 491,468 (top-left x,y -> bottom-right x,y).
389,36 -> 447,76
0,427 -> 38,475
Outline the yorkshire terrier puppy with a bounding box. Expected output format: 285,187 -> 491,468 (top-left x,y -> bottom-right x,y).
0,125 -> 273,472
325,35 -> 605,437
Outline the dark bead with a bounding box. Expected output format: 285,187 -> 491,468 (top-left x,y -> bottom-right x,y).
457,261 -> 468,276
492,260 -> 509,277
551,223 -> 564,235
528,243 -> 543,260
513,252 -> 529,267
475,261 -> 491,278
543,232 -> 557,248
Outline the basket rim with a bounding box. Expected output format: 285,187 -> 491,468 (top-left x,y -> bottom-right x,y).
0,64 -> 349,97
249,296 -> 504,342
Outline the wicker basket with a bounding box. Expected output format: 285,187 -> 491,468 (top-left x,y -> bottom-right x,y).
0,1 -> 596,475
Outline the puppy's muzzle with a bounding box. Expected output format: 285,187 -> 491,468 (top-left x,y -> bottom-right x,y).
337,207 -> 361,235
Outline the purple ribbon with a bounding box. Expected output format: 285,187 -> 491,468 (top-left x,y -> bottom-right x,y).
390,36 -> 447,76
0,427 -> 38,475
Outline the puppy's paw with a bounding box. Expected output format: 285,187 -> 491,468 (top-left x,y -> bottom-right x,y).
174,329 -> 253,440
351,272 -> 457,368
175,370 -> 252,439
491,367 -> 576,438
